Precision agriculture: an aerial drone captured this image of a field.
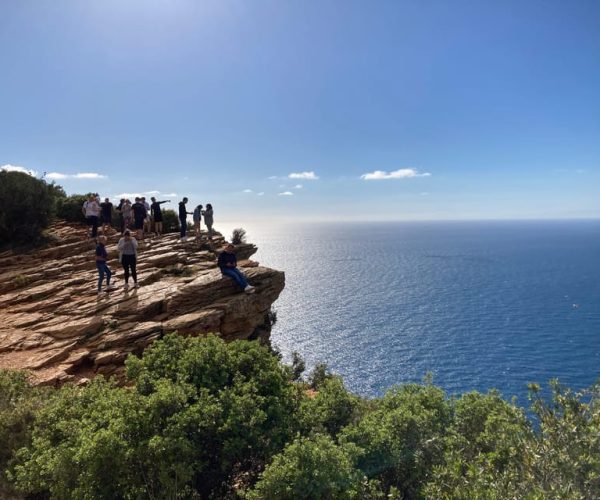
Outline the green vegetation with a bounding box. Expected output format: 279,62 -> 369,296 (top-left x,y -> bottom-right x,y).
1,334 -> 599,499
0,170 -> 65,246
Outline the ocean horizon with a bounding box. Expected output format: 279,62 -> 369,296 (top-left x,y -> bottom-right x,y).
221,219 -> 600,404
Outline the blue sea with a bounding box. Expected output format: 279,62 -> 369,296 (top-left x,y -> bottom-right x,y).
231,220 -> 600,403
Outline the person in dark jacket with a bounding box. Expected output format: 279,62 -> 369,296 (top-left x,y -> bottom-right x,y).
100,198 -> 113,234
131,197 -> 147,240
95,235 -> 115,294
150,197 -> 170,237
217,243 -> 255,293
178,197 -> 193,241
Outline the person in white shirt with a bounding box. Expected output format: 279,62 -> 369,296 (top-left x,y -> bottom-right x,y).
82,195 -> 100,238
117,230 -> 139,289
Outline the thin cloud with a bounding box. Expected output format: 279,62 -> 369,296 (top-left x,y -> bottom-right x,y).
289,171 -> 319,180
257,192 -> 265,196
243,189 -> 253,193
268,175 -> 278,180
46,172 -> 107,180
278,191 -> 294,196
361,168 -> 431,180
294,184 -> 303,189
144,190 -> 161,195
1,164 -> 38,176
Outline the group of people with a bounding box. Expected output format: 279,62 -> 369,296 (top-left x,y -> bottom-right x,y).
88,195 -> 254,295
82,195 -> 214,242
95,235 -> 254,295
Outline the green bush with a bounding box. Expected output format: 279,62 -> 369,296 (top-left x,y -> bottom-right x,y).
0,171 -> 63,245
0,371 -> 49,497
3,333 -> 600,499
12,334 -> 300,499
341,383 -> 451,497
161,209 -> 180,233
248,434 -> 369,500
55,193 -> 90,224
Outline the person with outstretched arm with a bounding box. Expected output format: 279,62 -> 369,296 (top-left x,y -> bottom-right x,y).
218,243 -> 255,293
178,197 -> 193,241
95,235 -> 115,294
150,197 -> 170,236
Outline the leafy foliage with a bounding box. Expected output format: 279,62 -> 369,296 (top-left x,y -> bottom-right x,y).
3,335 -> 600,499
248,434 -> 368,500
0,171 -> 64,245
160,208 -> 180,233
55,193 -> 91,223
0,371 -> 50,497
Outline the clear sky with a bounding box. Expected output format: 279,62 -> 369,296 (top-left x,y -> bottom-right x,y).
1,0 -> 599,223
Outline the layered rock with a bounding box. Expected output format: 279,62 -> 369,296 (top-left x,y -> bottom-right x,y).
0,222 -> 284,386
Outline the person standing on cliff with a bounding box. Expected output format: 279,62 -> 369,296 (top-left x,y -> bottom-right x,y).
100,197 -> 113,234
116,198 -> 126,233
82,195 -> 100,238
218,243 -> 255,293
131,197 -> 147,240
95,235 -> 115,294
117,230 -> 139,289
193,204 -> 203,239
178,197 -> 193,241
150,197 -> 170,237
203,203 -> 214,240
142,197 -> 151,234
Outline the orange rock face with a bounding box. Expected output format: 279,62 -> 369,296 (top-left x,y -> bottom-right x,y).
0,222 -> 285,386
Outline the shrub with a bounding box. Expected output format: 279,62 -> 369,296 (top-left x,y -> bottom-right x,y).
248,434 -> 369,500
232,227 -> 247,244
298,376 -> 362,438
0,171 -> 62,245
0,371 -> 49,497
161,209 -> 180,233
341,383 -> 451,497
55,193 -> 90,223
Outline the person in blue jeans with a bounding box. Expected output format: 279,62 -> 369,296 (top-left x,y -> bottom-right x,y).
218,243 -> 255,293
95,236 -> 115,294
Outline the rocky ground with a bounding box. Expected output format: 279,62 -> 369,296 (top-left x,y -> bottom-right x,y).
0,222 -> 285,386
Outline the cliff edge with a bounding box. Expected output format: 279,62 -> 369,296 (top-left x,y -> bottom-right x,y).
0,222 -> 285,386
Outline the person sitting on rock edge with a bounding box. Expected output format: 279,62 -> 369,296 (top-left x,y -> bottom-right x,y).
218,243 -> 255,293
95,235 -> 115,294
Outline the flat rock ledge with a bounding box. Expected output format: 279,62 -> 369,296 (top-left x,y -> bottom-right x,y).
0,222 -> 285,386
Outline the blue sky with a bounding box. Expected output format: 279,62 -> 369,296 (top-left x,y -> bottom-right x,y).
1,0 -> 599,222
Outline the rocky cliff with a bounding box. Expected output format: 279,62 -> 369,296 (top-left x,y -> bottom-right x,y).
0,222 -> 285,386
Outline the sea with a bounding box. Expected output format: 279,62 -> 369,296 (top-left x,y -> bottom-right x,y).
225,220 -> 600,404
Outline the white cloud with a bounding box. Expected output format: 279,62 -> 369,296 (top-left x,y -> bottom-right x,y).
144,190 -> 160,195
268,175 -> 278,180
278,191 -> 294,196
294,184 -> 303,189
257,192 -> 265,196
361,168 -> 431,180
289,171 -> 319,180
46,172 -> 107,180
243,189 -> 253,193
1,164 -> 38,176
116,192 -> 142,199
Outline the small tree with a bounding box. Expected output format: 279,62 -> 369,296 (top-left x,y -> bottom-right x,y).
55,193 -> 90,223
161,209 -> 180,233
231,227 -> 247,244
